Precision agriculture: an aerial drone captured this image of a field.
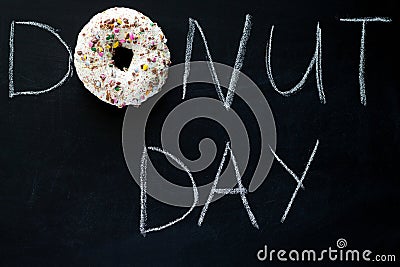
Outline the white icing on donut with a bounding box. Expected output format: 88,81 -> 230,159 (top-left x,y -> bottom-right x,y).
74,7 -> 171,107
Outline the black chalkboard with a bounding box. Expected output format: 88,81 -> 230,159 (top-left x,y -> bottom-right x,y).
1,0 -> 399,266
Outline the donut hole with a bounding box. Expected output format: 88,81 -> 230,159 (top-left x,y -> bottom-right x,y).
112,47 -> 133,71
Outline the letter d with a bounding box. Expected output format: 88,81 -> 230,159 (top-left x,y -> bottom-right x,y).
257,245 -> 268,261
139,146 -> 199,236
9,21 -> 73,98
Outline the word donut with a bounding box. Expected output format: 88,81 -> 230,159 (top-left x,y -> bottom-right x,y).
74,7 -> 171,107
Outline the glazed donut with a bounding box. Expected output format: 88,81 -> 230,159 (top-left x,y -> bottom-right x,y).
74,7 -> 171,107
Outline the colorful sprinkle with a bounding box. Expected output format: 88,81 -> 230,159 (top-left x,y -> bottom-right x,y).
91,47 -> 97,52
117,18 -> 122,25
129,33 -> 134,40
119,39 -> 126,43
114,28 -> 120,33
115,86 -> 121,91
142,64 -> 149,71
88,41 -> 93,48
98,52 -> 104,57
112,41 -> 119,48
100,74 -> 106,80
